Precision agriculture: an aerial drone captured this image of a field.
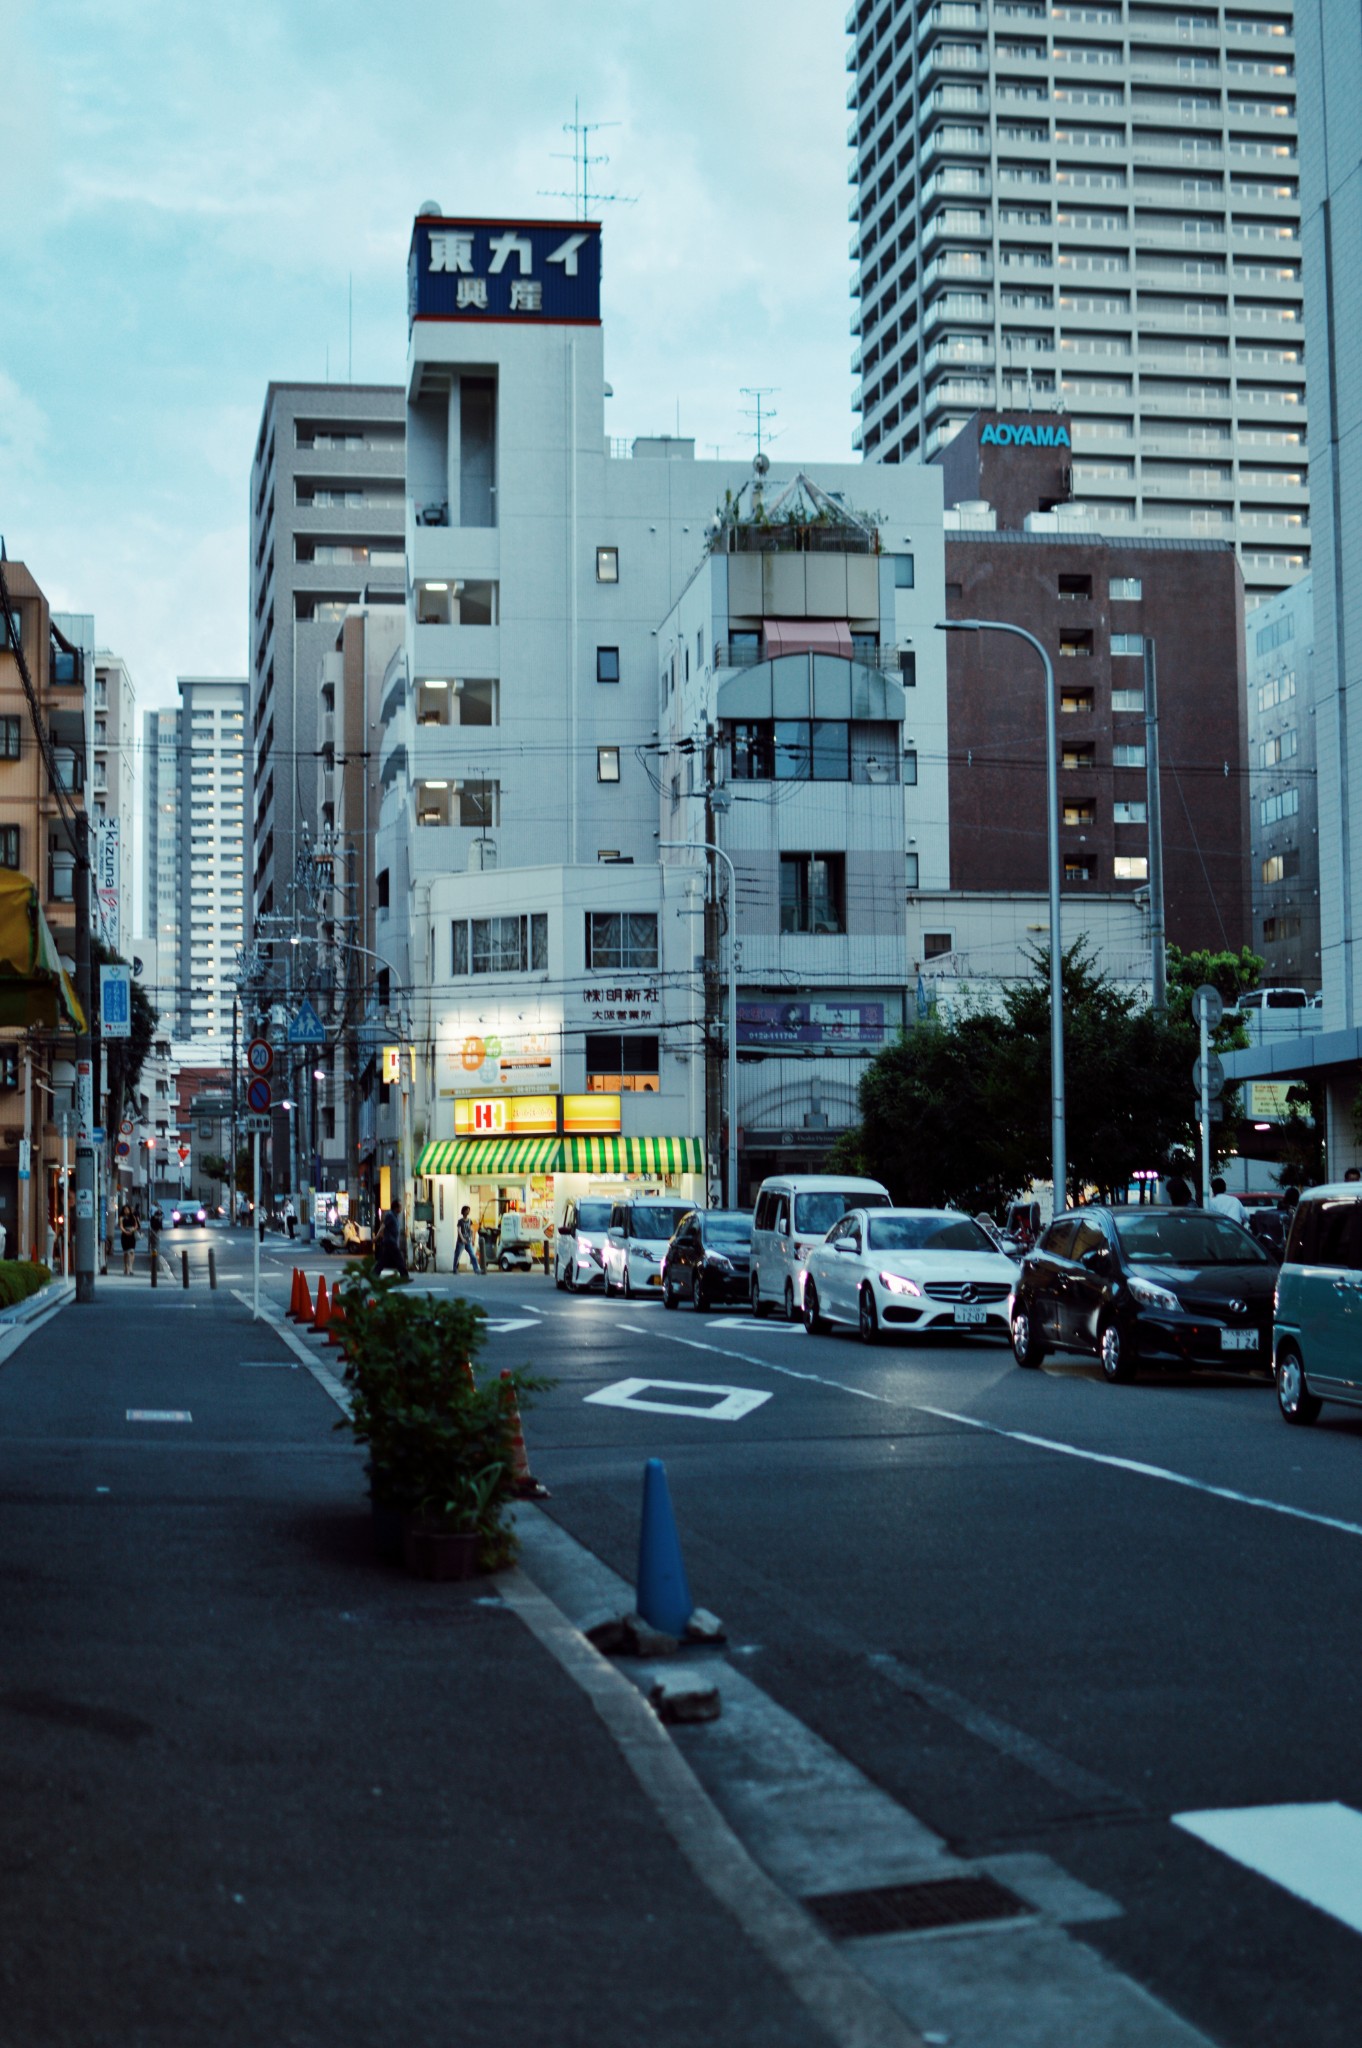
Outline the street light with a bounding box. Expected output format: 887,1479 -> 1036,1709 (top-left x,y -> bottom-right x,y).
660,838 -> 737,1208
936,618 -> 1067,1213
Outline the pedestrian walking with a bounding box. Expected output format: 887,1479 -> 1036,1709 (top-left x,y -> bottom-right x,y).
453,1204 -> 482,1275
1207,1175 -> 1247,1226
118,1202 -> 139,1277
372,1204 -> 409,1281
283,1197 -> 296,1241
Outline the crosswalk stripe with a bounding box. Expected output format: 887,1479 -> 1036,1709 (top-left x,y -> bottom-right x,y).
1174,1802 -> 1362,1936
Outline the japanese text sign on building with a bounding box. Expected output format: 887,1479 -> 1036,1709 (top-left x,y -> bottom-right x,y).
582,985 -> 660,1027
409,218 -> 602,327
99,964 -> 132,1040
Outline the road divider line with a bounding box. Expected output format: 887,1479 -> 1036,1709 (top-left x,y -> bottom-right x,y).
918,1405 -> 1362,1542
1173,1803 -> 1362,1936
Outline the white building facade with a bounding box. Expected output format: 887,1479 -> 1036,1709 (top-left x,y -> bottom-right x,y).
848,0 -> 1309,606
175,677 -> 251,1048
377,212 -> 949,1249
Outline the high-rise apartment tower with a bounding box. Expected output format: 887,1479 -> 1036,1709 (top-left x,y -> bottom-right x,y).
848,0 -> 1308,604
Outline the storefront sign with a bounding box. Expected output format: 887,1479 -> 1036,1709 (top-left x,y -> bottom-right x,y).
581,984 -> 659,1026
737,999 -> 892,1052
382,1046 -> 401,1084
562,1094 -> 622,1134
447,1028 -> 559,1092
454,1094 -> 557,1137
410,218 -> 602,326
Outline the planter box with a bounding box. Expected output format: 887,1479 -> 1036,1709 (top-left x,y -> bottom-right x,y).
401,1522 -> 480,1582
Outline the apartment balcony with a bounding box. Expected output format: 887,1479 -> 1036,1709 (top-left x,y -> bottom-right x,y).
924,253 -> 993,292
925,340 -> 995,377
1132,138 -> 1225,171
923,292 -> 993,337
920,128 -> 990,174
924,377 -> 994,419
922,211 -> 992,257
921,168 -> 991,209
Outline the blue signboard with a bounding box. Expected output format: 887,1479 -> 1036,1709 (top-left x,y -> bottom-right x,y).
408,218 -> 602,327
737,1000 -> 891,1053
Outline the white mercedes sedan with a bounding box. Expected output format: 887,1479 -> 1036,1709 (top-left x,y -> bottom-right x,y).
801,1208 -> 1018,1345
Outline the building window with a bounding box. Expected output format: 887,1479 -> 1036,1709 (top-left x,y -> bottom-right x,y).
449,912 -> 548,976
597,747 -> 621,783
894,555 -> 915,588
585,1034 -> 660,1093
0,1048 -> 16,1090
1062,744 -> 1095,771
1059,631 -> 1094,657
1058,573 -> 1092,600
1109,577 -> 1143,600
1112,744 -> 1147,768
460,780 -> 498,828
904,748 -> 918,785
779,854 -> 845,936
1111,688 -> 1144,712
923,932 -> 953,959
1065,857 -> 1096,883
1114,799 -> 1147,824
0,826 -> 18,868
452,922 -> 468,975
597,646 -> 620,684
901,650 -> 917,688
586,912 -> 658,971
906,851 -> 920,889
1061,690 -> 1093,715
377,868 -> 390,909
1114,855 -> 1149,881
1111,633 -> 1144,656
0,717 -> 19,760
1064,802 -> 1095,825
1260,785 -> 1299,826
696,628 -> 705,669
727,629 -> 761,666
1262,913 -> 1301,944
596,546 -> 619,583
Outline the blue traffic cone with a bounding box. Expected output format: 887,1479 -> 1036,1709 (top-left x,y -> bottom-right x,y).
636,1458 -> 694,1637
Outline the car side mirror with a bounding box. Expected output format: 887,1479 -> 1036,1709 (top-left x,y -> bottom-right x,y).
1081,1248 -> 1110,1272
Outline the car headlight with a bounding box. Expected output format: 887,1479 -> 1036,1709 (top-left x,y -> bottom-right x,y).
1128,1276 -> 1181,1313
705,1251 -> 734,1273
879,1271 -> 922,1297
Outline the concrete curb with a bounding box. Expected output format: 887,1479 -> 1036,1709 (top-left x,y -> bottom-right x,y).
0,1278 -> 74,1326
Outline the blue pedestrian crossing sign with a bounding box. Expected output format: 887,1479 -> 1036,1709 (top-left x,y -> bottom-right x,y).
287,998 -> 328,1046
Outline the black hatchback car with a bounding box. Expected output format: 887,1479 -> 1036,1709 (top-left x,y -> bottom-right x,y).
662,1210 -> 753,1312
1010,1205 -> 1277,1382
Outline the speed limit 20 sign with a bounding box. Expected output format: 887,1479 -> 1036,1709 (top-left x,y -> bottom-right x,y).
246,1038 -> 273,1077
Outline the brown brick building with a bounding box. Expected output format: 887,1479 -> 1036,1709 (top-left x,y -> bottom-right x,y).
937,417 -> 1250,954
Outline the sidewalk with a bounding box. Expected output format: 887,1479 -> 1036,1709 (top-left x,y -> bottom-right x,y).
0,1284 -> 830,2048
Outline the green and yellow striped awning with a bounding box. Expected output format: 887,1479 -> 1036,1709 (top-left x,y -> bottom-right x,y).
415,1134 -> 703,1178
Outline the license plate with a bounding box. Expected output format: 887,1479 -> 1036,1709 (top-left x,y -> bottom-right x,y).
1221,1327 -> 1258,1352
954,1304 -> 988,1326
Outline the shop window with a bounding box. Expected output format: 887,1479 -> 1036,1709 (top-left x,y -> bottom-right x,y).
585,912 -> 658,971
596,546 -> 619,583
597,646 -> 620,684
585,1034 -> 660,1093
0,717 -> 20,759
779,854 -> 845,936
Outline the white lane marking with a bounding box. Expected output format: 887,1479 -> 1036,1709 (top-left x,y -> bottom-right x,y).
1174,1804 -> 1362,1936
918,1405 -> 1362,1541
126,1410 -> 192,1422
657,1330 -> 891,1405
706,1316 -> 787,1333
585,1377 -> 773,1422
617,1323 -> 649,1335
482,1317 -> 542,1335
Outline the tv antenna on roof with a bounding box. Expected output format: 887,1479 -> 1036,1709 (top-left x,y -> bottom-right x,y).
739,387 -> 781,457
539,98 -> 638,219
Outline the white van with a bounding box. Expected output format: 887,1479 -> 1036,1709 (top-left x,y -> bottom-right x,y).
750,1174 -> 892,1321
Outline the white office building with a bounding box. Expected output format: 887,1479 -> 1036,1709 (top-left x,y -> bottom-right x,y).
848,0 -> 1309,605
374,211 -> 949,1244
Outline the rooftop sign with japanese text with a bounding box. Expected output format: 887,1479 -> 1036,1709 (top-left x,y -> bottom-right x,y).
409,217 -> 602,326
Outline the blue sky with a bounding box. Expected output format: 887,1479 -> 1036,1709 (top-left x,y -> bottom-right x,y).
0,0 -> 853,716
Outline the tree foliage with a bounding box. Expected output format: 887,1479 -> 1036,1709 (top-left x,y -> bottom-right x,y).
846,942 -> 1207,1212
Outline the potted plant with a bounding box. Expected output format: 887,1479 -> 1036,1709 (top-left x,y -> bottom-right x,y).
334,1270 -> 546,1575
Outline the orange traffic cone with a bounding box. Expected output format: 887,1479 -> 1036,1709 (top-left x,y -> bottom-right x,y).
313,1275 -> 331,1334
293,1270 -> 314,1324
500,1369 -> 549,1499
328,1300 -> 347,1349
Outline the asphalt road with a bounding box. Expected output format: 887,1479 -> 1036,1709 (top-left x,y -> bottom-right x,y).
350,1249 -> 1362,2048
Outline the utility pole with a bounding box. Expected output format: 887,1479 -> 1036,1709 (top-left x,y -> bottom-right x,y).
703,726 -> 720,1205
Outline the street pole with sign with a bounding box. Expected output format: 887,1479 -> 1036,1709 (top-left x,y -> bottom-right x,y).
1194,983 -> 1224,1205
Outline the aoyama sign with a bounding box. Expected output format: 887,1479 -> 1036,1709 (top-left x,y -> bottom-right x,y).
980,421 -> 1072,449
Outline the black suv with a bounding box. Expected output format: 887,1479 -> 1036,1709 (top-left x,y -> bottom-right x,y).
662,1210 -> 753,1311
1010,1205 -> 1276,1382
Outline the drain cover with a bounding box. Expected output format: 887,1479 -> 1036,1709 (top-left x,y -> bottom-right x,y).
804,1873 -> 1031,1940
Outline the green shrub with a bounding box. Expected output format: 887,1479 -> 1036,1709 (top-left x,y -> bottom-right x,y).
334,1270 -> 550,1569
0,1261 -> 51,1307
